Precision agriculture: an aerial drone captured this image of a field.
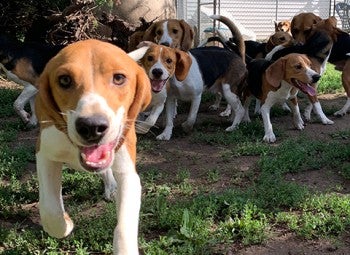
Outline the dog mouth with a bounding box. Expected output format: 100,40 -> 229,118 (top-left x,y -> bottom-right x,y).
150,78 -> 169,93
291,78 -> 316,96
79,140 -> 117,172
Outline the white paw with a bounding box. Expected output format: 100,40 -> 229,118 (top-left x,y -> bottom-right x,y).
321,118 -> 334,125
334,110 -> 346,117
156,132 -> 171,141
225,124 -> 238,132
209,104 -> 219,111
41,212 -> 74,238
263,133 -> 276,143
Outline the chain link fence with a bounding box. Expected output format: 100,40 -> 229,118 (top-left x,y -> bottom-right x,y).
176,0 -> 344,43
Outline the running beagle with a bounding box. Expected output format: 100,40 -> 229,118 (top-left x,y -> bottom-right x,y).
244,53 -> 321,143
35,39 -> 151,254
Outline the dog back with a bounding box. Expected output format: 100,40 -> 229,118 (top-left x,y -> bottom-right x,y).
246,59 -> 273,98
189,46 -> 239,87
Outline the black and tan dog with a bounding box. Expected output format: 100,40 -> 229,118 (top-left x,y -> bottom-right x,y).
0,34 -> 65,127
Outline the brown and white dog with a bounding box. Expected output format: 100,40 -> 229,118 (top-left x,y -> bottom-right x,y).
128,19 -> 194,52
136,43 -> 190,134
35,39 -> 151,254
275,20 -> 292,34
291,13 -> 350,116
244,53 -> 321,143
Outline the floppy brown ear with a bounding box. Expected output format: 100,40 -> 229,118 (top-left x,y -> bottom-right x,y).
127,65 -> 152,122
35,62 -> 66,132
174,49 -> 192,81
143,23 -> 158,42
179,20 -> 194,51
265,57 -> 286,87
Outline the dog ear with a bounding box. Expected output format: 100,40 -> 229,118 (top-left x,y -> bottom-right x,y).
174,49 -> 192,81
274,21 -> 279,32
35,61 -> 67,132
179,20 -> 194,51
143,23 -> 158,42
127,65 -> 152,122
266,57 -> 286,87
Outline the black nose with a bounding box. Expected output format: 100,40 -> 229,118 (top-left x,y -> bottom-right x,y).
75,115 -> 109,143
152,68 -> 163,79
312,74 -> 321,83
160,42 -> 170,47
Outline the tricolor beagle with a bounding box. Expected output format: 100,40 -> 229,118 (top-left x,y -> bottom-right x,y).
35,39 -> 151,254
0,34 -> 65,127
128,19 -> 194,52
153,15 -> 247,140
136,43 -> 190,134
274,20 -> 292,34
266,17 -> 336,125
244,53 -> 321,143
288,13 -> 350,117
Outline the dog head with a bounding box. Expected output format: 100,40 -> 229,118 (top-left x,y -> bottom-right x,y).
274,20 -> 291,33
139,43 -> 192,93
266,53 -> 320,96
291,12 -> 322,44
36,39 -> 151,171
143,19 -> 194,51
265,31 -> 294,53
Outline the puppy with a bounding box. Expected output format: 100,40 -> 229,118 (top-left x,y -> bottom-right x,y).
275,20 -> 292,34
0,34 -> 65,127
35,39 -> 151,254
154,14 -> 247,141
128,19 -> 194,52
244,53 -> 321,143
136,44 -> 190,134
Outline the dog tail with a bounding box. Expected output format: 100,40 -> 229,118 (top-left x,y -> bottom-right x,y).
210,14 -> 246,64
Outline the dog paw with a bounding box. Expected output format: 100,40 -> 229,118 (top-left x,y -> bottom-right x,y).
41,212 -> 74,238
225,125 -> 238,132
263,133 -> 276,143
208,104 -> 219,111
181,121 -> 194,133
334,110 -> 347,117
136,125 -> 151,134
321,118 -> 334,125
156,133 -> 171,141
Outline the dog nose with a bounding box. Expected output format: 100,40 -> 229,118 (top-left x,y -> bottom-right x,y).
152,68 -> 164,79
76,115 -> 109,143
312,74 -> 321,83
160,42 -> 170,47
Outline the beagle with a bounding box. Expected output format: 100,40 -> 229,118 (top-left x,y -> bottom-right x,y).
274,20 -> 292,34
290,12 -> 322,44
153,15 -> 247,140
136,43 -> 190,134
244,53 -> 321,143
266,17 -> 336,125
35,39 -> 151,254
128,19 -> 194,52
0,34 -> 65,127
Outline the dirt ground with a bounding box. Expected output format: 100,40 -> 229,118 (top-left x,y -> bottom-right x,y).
2,78 -> 350,254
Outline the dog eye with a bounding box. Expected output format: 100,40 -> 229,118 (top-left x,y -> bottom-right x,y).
58,75 -> 72,89
156,30 -> 162,36
147,55 -> 154,62
172,29 -> 178,34
166,58 -> 172,64
113,74 -> 126,86
295,64 -> 302,70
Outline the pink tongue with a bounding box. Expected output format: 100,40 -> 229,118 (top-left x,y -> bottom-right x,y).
151,80 -> 166,92
300,83 -> 317,97
82,143 -> 112,163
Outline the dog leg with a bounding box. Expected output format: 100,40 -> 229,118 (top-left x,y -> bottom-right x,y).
100,168 -> 117,201
260,103 -> 276,143
28,95 -> 38,127
182,95 -> 201,133
209,92 -> 222,111
222,84 -> 245,131
303,102 -> 313,121
113,144 -> 141,255
289,98 -> 304,130
312,101 -> 334,124
36,153 -> 74,238
13,83 -> 38,125
157,97 -> 177,140
254,99 -> 261,114
136,104 -> 165,134
334,62 -> 350,116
